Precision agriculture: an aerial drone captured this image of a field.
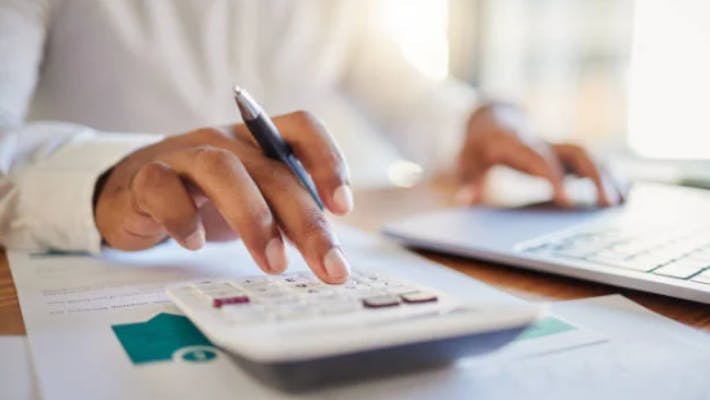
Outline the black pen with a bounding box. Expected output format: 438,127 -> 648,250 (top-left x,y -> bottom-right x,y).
233,86 -> 324,210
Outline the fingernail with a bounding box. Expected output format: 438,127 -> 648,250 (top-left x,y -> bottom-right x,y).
184,225 -> 206,250
323,247 -> 351,282
332,185 -> 354,214
265,237 -> 288,273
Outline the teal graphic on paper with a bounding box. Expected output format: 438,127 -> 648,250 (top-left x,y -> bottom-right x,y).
517,317 -> 576,341
181,348 -> 218,362
112,313 -> 217,364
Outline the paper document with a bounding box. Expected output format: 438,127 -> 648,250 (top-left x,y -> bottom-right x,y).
0,335 -> 39,400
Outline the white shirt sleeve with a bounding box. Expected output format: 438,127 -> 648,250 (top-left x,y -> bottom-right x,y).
341,3 -> 479,174
0,0 -> 161,253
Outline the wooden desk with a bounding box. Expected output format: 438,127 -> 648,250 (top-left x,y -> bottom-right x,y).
1,181 -> 709,335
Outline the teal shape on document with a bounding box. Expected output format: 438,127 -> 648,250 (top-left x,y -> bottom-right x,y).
112,313 -> 216,365
181,348 -> 218,363
517,317 -> 576,341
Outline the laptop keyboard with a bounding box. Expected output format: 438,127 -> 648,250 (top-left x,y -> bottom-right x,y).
520,224 -> 710,284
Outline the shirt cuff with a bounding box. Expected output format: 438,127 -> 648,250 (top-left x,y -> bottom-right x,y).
8,130 -> 161,253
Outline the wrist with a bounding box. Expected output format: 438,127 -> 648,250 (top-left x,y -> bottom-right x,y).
467,102 -> 529,139
92,167 -> 114,216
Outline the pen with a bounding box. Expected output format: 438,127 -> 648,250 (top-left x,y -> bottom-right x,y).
233,86 -> 325,210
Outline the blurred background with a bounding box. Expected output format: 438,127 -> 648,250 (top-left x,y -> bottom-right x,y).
374,0 -> 710,167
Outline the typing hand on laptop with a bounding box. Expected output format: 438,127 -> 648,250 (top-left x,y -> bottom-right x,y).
385,183 -> 710,304
455,103 -> 622,208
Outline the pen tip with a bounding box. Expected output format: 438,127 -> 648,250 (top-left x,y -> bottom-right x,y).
232,85 -> 261,119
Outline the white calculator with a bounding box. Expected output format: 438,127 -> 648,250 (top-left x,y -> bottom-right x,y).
167,268 -> 538,390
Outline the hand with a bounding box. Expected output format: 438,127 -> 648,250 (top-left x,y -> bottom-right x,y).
94,111 -> 354,284
455,104 -> 622,207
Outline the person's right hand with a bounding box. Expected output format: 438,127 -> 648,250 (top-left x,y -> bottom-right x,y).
94,111 -> 354,284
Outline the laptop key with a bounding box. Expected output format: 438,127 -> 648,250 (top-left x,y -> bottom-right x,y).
599,256 -> 661,272
552,246 -> 593,259
585,250 -> 630,266
690,269 -> 710,285
652,260 -> 706,279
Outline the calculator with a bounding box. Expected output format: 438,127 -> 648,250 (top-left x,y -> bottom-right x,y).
166,268 -> 538,390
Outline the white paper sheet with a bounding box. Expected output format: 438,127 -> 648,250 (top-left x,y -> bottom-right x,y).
0,335 -> 39,400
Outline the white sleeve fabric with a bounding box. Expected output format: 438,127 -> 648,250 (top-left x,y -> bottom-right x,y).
341,3 -> 479,174
0,124 -> 161,253
0,0 -> 161,253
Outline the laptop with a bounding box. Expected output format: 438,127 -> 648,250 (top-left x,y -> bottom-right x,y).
383,182 -> 710,304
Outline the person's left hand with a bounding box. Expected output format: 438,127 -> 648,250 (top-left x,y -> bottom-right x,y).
456,103 -> 622,207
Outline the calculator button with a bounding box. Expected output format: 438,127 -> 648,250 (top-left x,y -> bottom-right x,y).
241,276 -> 269,283
244,286 -> 279,296
362,295 -> 400,308
355,289 -> 389,299
192,281 -> 231,292
236,277 -> 270,289
272,305 -> 314,321
304,293 -> 340,305
400,291 -> 438,304
340,280 -> 364,291
171,286 -> 199,297
256,294 -> 302,306
318,301 -> 362,316
288,281 -> 321,289
280,272 -> 313,283
200,287 -> 244,297
303,287 -> 334,296
389,285 -> 419,295
222,304 -> 267,323
212,295 -> 250,308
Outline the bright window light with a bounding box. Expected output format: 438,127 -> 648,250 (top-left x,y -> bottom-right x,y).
375,0 -> 450,80
627,0 -> 710,159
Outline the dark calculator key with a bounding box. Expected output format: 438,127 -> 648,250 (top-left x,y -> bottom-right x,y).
400,291 -> 438,304
362,295 -> 400,308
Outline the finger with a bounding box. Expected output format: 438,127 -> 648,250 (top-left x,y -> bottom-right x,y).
496,143 -> 571,207
602,165 -> 629,203
162,146 -> 288,274
274,111 -> 353,215
97,188 -> 167,251
131,161 -> 206,250
455,143 -> 488,205
553,144 -> 619,206
454,173 -> 485,205
199,201 -> 240,242
251,160 -> 350,284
